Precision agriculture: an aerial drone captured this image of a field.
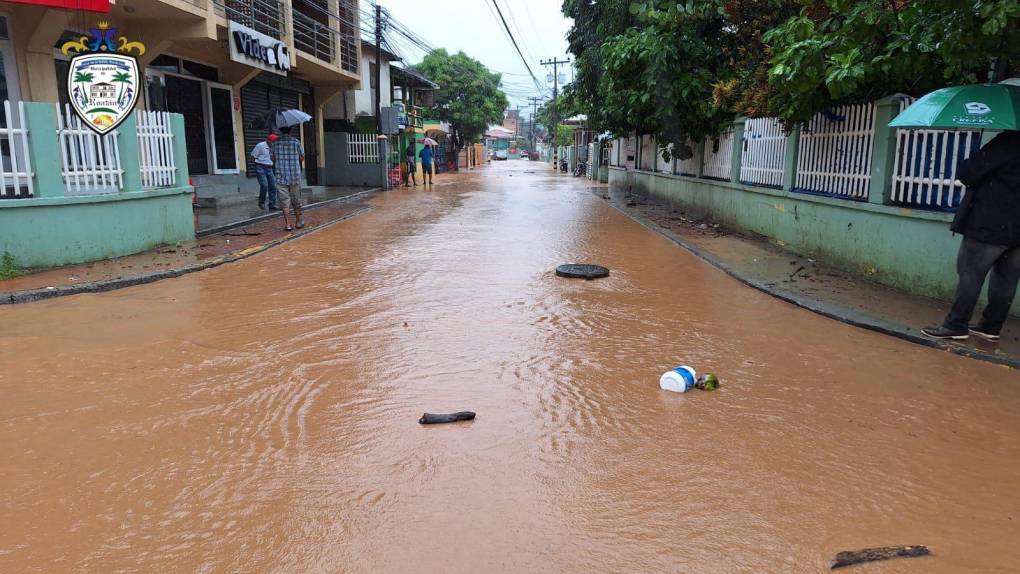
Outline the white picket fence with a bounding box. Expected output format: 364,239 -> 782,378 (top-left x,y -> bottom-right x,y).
587,142 -> 596,179
55,103 -> 123,196
795,102 -> 876,199
349,133 -> 379,164
677,139 -> 699,176
740,117 -> 787,187
136,110 -> 177,189
0,101 -> 33,199
702,130 -> 733,180
655,144 -> 672,174
891,97 -> 980,209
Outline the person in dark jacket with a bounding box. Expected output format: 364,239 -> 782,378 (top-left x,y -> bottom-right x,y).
923,130 -> 1020,340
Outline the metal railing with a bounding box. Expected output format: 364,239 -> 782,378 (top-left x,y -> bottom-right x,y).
55,103 -> 123,196
702,131 -> 733,180
348,133 -> 379,164
290,0 -> 358,73
218,0 -> 285,39
891,97 -> 979,210
136,110 -> 177,189
795,102 -> 877,200
0,101 -> 33,199
292,9 -> 335,63
741,117 -> 787,188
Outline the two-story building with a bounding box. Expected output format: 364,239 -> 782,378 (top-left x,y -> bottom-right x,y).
0,0 -> 362,195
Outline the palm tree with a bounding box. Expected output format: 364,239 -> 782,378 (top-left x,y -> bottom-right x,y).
111,72 -> 132,106
73,71 -> 94,105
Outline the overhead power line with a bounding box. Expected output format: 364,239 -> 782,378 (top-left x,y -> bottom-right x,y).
488,0 -> 543,93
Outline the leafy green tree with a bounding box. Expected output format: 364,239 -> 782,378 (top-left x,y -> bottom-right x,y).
762,0 -> 1020,124
414,49 -> 508,150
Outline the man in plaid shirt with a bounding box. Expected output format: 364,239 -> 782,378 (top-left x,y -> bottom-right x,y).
273,126 -> 305,231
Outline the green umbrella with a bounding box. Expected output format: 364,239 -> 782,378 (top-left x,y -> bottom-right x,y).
889,83 -> 1020,130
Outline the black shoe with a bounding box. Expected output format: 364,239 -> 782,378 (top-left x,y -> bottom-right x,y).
969,326 -> 1000,341
258,203 -> 265,210
921,325 -> 969,340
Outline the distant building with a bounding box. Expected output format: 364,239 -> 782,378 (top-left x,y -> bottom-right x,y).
502,109 -> 519,137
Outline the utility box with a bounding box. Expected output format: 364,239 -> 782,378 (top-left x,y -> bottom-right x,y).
380,106 -> 399,135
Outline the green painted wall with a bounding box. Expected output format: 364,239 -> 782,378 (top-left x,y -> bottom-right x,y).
0,188 -> 194,269
609,167 -> 1020,313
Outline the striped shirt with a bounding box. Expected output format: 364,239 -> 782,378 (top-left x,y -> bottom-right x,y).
273,136 -> 304,185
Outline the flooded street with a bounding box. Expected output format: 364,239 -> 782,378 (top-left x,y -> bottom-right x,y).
2,161 -> 1019,572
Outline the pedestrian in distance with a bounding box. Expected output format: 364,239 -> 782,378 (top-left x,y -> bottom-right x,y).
420,142 -> 434,186
405,139 -> 418,187
273,126 -> 305,231
922,130 -> 1020,341
252,132 -> 278,211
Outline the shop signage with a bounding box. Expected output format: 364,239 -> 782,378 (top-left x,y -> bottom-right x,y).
229,21 -> 291,76
61,22 -> 145,135
6,0 -> 108,13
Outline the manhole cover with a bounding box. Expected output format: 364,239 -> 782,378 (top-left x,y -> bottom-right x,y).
556,264 -> 610,280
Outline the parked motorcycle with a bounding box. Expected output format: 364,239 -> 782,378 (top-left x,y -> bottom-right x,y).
559,158 -> 569,173
573,161 -> 587,177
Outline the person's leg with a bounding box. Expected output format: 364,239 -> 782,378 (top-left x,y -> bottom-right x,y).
278,184 -> 292,230
975,246 -> 1020,336
267,169 -> 278,209
942,238 -> 1007,331
291,184 -> 304,228
255,165 -> 268,209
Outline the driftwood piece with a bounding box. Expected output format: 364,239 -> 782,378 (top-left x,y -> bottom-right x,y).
419,411 -> 476,425
830,545 -> 930,569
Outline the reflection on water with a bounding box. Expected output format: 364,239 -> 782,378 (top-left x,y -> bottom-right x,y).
1,162 -> 1019,573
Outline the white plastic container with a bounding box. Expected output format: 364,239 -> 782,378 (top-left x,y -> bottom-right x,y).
659,366 -> 697,393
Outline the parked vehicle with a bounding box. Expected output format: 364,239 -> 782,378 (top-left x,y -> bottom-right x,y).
495,149 -> 508,160
559,158 -> 569,172
573,161 -> 587,177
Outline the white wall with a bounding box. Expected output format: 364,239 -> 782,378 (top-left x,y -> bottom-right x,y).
323,51 -> 393,121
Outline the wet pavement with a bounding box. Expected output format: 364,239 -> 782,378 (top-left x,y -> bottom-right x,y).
2,161 -> 1019,573
194,186 -> 376,234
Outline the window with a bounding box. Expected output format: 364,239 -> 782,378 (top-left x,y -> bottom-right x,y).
370,63 -> 377,89
182,60 -> 218,82
148,54 -> 180,73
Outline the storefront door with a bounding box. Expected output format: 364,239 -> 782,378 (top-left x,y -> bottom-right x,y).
164,74 -> 208,175
206,83 -> 238,173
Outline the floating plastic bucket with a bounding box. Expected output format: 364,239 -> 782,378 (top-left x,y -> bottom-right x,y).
659,366 -> 697,393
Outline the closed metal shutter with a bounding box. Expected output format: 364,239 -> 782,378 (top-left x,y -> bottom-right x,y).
241,81 -> 300,177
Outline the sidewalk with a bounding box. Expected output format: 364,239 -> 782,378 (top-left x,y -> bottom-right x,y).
1,191 -> 377,303
194,186 -> 375,235
598,185 -> 1020,368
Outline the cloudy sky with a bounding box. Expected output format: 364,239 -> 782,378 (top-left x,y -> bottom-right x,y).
376,0 -> 573,118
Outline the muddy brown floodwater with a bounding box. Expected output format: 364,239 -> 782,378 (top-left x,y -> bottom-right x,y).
2,162 -> 1020,573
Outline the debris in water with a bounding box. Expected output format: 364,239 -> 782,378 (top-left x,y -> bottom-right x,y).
556,264 -> 610,280
419,411 -> 476,425
830,545 -> 930,569
660,367 -> 720,393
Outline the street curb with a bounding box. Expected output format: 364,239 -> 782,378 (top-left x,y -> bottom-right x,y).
599,193 -> 1020,370
2,206 -> 374,305
195,187 -> 381,237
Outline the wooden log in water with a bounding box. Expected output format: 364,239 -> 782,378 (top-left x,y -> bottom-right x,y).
419,411 -> 476,425
830,545 -> 930,569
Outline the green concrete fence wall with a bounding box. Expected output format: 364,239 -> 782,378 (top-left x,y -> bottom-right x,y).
0,103 -> 194,269
608,95 -> 1017,314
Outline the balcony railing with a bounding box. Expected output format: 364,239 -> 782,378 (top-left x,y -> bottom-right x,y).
216,0 -> 285,40
291,0 -> 358,73
292,9 -> 335,63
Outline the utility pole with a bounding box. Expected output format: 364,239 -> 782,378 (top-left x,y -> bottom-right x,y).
540,57 -> 570,166
374,3 -> 383,134
527,96 -> 542,153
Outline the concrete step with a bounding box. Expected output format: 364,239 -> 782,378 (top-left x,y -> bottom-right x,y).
195,184 -> 244,208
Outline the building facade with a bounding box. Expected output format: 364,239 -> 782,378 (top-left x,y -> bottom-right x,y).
0,0 -> 362,194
